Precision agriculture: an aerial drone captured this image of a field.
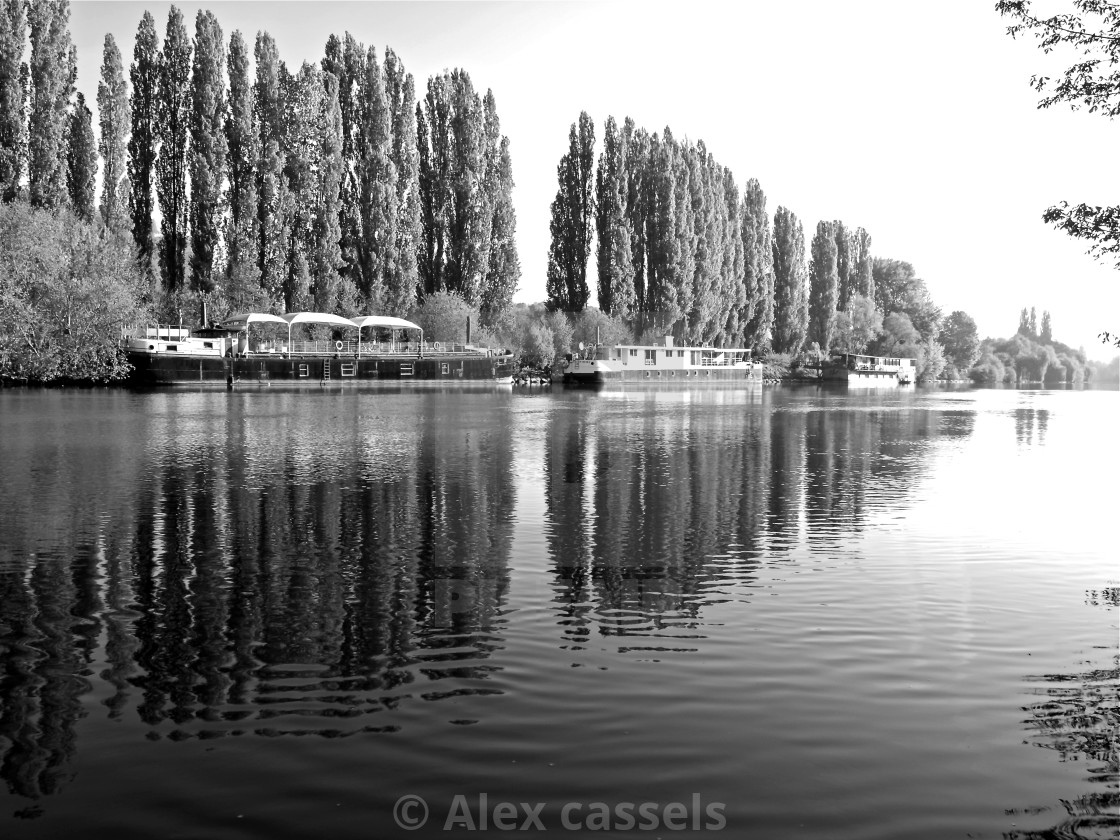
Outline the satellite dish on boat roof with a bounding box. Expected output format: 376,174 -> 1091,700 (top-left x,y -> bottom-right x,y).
578,342 -> 585,351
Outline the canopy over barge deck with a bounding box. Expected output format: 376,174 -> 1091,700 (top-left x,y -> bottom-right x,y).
124,312 -> 514,386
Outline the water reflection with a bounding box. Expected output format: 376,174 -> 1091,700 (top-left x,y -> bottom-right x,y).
542,392 -> 973,645
1006,587 -> 1119,840
0,391 -> 516,802
2,385 -> 1112,840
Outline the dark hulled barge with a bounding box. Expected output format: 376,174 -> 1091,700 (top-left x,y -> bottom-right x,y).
124,312 -> 515,386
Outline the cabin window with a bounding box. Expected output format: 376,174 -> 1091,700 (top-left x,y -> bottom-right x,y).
677,350 -> 684,358
629,349 -> 638,357
203,341 -> 213,349
165,344 -> 177,352
341,362 -> 356,377
298,364 -> 309,377
644,349 -> 656,365
691,351 -> 701,365
441,363 -> 449,375
400,362 -> 414,377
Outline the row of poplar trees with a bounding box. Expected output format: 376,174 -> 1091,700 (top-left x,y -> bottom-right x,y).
546,112 -> 875,354
0,1 -> 520,323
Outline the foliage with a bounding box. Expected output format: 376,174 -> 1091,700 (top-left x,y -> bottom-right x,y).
127,10 -> 159,272
771,205 -> 808,354
64,91 -> 96,220
97,34 -> 129,230
480,89 -> 519,326
546,111 -> 595,311
870,311 -> 945,380
155,6 -> 191,290
595,115 -> 635,319
0,0 -> 25,202
27,0 -> 73,210
569,307 -> 633,349
832,293 -> 882,354
742,178 -> 774,351
0,201 -> 148,382
186,10 -> 226,295
223,29 -> 261,310
941,310 -> 981,369
998,1 -> 1120,266
871,257 -> 942,340
408,290 -> 479,344
807,220 -> 839,351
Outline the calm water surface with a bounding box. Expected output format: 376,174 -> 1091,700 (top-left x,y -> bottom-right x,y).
0,384 -> 1115,839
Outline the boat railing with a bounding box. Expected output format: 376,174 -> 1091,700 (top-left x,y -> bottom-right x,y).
258,340 -> 488,356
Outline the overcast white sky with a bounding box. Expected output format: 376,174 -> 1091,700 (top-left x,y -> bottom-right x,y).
71,0 -> 1120,359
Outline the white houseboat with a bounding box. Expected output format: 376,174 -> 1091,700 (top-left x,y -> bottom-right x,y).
562,336 -> 760,385
821,353 -> 915,385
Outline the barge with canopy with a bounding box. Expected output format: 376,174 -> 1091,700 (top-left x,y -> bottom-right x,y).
124,312 -> 514,386
562,336 -> 761,385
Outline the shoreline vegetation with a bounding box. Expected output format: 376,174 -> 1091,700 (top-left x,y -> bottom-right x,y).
0,2 -> 1117,388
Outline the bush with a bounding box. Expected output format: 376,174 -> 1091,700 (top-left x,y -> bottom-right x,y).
0,202 -> 148,383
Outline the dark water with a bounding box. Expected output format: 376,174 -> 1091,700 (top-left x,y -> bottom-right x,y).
0,385 -> 1115,839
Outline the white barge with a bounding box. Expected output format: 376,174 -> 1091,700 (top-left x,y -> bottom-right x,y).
562,336 -> 761,385
821,353 -> 915,385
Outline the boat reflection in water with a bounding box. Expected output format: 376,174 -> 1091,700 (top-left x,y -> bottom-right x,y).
0,388 -> 1114,840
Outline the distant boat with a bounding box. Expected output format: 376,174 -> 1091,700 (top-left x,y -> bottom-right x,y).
562,336 -> 761,385
821,353 -> 915,385
123,312 -> 514,386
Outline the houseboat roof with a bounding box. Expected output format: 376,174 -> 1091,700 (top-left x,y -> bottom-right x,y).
281,312 -> 356,328
222,312 -> 288,330
351,315 -> 422,331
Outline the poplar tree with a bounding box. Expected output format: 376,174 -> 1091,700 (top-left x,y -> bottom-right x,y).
27,0 -> 74,210
322,33 -> 365,300
595,115 -> 635,319
64,91 -> 95,220
127,11 -> 159,270
668,133 -> 695,339
1040,309 -> 1052,343
808,220 -> 840,351
622,119 -> 649,319
720,168 -> 746,345
834,220 -> 854,310
155,6 -> 191,290
357,46 -> 397,309
384,48 -> 420,314
0,0 -> 27,202
310,69 -> 344,312
447,69 -> 488,302
772,206 -> 808,354
224,29 -> 261,305
853,226 -> 874,301
742,177 -> 775,350
685,142 -> 716,344
545,111 -> 595,312
97,34 -> 129,229
481,90 -> 519,324
641,130 -> 682,333
188,10 -> 226,294
254,31 -> 286,299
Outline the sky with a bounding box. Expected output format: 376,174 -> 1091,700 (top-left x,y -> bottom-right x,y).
70,0 -> 1120,360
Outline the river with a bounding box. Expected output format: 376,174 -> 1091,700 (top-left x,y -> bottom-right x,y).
0,384 -> 1115,839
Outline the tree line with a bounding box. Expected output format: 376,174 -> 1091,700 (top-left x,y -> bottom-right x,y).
543,110 -> 959,375
0,0 -> 520,327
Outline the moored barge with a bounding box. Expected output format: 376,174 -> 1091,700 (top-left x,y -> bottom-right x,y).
124,312 -> 515,386
821,352 -> 915,385
563,336 -> 761,385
